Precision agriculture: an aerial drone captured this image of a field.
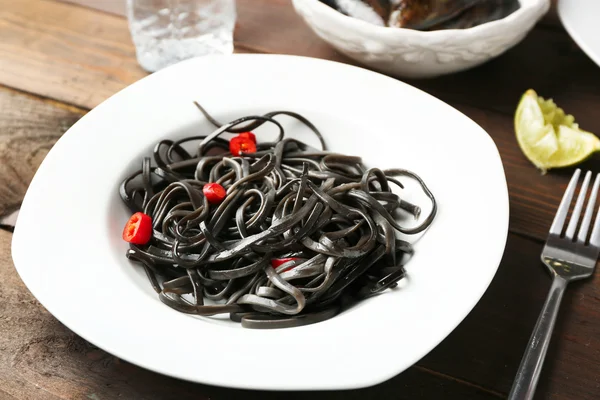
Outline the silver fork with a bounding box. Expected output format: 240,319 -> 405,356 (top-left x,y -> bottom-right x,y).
508,169 -> 600,400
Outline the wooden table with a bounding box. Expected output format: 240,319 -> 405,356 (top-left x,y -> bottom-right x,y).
2,0 -> 600,399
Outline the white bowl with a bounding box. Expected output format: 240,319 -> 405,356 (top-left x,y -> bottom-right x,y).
292,0 -> 550,78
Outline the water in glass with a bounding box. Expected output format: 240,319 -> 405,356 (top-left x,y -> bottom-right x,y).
127,0 -> 236,72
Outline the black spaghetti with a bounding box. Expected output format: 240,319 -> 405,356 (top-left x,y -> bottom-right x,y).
119,104 -> 437,329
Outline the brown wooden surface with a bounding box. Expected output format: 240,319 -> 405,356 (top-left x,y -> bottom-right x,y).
2,0 -> 600,399
0,87 -> 83,218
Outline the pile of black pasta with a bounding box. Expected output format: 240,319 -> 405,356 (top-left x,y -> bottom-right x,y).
120,105 -> 436,328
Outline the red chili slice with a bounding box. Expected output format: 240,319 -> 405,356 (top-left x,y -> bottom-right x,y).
271,257 -> 300,272
122,212 -> 152,245
203,182 -> 227,204
239,132 -> 256,143
229,135 -> 257,156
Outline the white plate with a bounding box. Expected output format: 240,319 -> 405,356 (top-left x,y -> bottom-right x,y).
558,0 -> 600,68
12,54 -> 509,390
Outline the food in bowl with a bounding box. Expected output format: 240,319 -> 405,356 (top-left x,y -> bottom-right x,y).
293,0 -> 548,78
321,0 -> 520,30
120,104 -> 437,329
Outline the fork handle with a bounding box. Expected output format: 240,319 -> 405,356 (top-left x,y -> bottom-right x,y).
508,275 -> 568,400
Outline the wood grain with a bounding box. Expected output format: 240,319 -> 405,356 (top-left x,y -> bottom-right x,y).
419,234 -> 600,400
0,231 -> 500,400
540,0 -> 561,29
57,0 -> 126,16
0,0 -> 146,109
408,28 -> 600,127
0,0 -> 292,110
0,86 -> 84,218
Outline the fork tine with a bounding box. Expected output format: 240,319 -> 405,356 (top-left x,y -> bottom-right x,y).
565,171 -> 592,239
550,169 -> 581,235
589,187 -> 600,247
577,173 -> 600,243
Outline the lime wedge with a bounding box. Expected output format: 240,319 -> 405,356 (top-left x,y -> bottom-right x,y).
514,89 -> 600,173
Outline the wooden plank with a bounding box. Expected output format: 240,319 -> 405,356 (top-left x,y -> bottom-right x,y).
418,233 -> 600,400
0,86 -> 84,218
0,0 -> 146,109
0,232 -> 500,399
0,0 -> 288,109
57,0 -> 126,16
234,0 -> 350,62
540,0 -> 561,29
407,28 -> 600,129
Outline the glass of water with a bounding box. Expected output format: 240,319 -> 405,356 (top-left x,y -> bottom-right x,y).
126,0 -> 236,72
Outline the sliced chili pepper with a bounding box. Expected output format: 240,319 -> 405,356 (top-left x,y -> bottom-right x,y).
229,135 -> 257,156
271,257 -> 300,272
239,132 -> 256,143
122,212 -> 153,245
203,182 -> 227,204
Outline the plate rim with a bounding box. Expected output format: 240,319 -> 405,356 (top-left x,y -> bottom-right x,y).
558,0 -> 600,68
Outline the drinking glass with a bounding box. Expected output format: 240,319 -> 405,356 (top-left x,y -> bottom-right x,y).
126,0 -> 236,72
